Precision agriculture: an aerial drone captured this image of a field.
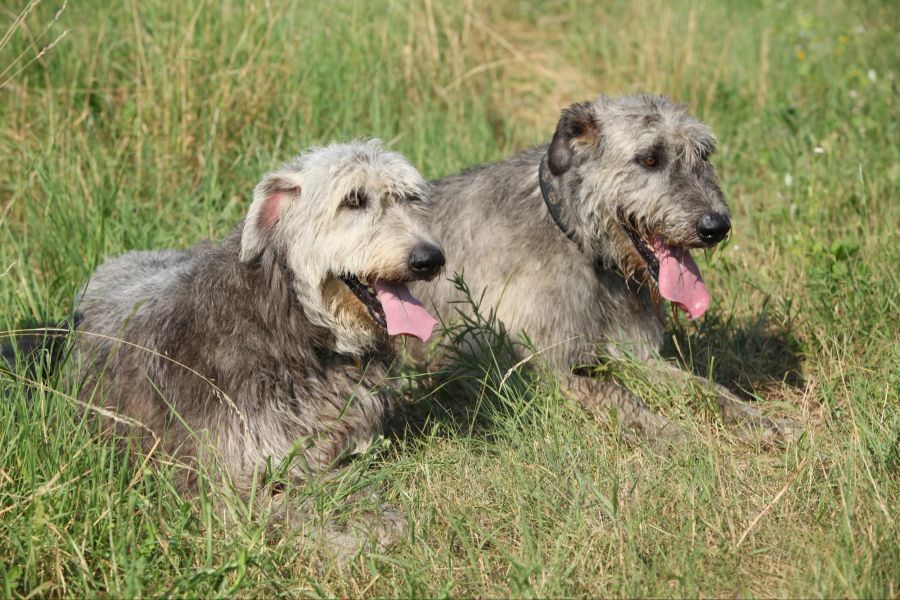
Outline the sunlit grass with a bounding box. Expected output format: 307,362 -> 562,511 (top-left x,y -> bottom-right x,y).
1,0 -> 897,596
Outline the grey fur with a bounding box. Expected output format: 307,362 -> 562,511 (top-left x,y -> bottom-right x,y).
71,139 -> 441,551
412,95 -> 801,446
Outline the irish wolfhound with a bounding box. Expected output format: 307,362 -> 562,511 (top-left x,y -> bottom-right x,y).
63,140 -> 444,546
412,95 -> 800,446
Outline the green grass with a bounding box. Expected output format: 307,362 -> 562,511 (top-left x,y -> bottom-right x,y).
1,0 -> 898,596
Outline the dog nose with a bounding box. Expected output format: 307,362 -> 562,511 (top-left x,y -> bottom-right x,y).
696,213 -> 731,244
409,243 -> 445,278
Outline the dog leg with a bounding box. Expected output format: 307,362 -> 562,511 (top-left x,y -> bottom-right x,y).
559,373 -> 686,448
649,362 -> 803,447
302,497 -> 407,564
709,381 -> 803,447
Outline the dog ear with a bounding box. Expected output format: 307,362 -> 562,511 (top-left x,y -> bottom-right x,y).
547,101 -> 600,176
240,172 -> 301,264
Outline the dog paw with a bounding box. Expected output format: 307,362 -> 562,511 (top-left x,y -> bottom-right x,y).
731,414 -> 805,449
759,415 -> 805,448
367,502 -> 408,551
713,391 -> 805,449
322,502 -> 408,563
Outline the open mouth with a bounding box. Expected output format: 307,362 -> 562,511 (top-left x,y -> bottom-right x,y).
338,274 -> 438,342
624,226 -> 661,281
340,274 -> 387,328
619,218 -> 711,320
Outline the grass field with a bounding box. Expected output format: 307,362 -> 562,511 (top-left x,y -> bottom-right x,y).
1,0 -> 898,596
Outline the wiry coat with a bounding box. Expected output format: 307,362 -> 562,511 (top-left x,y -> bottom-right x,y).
71,140 -> 436,495
75,231 -> 392,490
417,144 -> 664,370
413,95 -> 800,445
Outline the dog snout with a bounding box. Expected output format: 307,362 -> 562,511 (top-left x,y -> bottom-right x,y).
408,243 -> 445,279
696,213 -> 731,245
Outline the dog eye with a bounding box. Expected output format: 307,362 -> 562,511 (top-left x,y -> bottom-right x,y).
341,190 -> 368,209
639,155 -> 660,169
406,193 -> 425,205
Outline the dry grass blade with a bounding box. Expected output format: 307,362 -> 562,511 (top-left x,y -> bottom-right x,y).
735,455 -> 809,549
0,0 -> 68,90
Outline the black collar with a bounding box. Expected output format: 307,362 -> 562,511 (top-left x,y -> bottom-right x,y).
538,153 -> 582,246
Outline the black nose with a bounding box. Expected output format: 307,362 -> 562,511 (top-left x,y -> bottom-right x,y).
696,213 -> 731,245
409,243 -> 445,278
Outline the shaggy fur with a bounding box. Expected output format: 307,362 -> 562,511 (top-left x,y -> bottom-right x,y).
69,140 -> 443,548
412,95 -> 801,445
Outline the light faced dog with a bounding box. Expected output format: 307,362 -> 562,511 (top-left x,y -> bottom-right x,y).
72,140 -> 444,512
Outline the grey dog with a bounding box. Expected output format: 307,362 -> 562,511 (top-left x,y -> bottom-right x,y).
412,95 -> 800,446
67,140 -> 445,546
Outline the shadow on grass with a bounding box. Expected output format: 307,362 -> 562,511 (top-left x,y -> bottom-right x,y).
662,301 -> 806,398
386,275 -> 540,444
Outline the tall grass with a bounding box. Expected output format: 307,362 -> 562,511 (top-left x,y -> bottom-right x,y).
1,0 -> 898,596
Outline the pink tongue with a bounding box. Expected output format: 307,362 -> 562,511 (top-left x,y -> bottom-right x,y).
372,281 -> 439,342
653,238 -> 711,320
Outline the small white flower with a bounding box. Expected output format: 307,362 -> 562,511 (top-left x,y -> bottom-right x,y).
814,146 -> 825,154
784,173 -> 794,187
868,69 -> 877,82
849,89 -> 859,99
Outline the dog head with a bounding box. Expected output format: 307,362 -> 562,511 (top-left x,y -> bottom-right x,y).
542,95 -> 730,320
240,140 -> 444,354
